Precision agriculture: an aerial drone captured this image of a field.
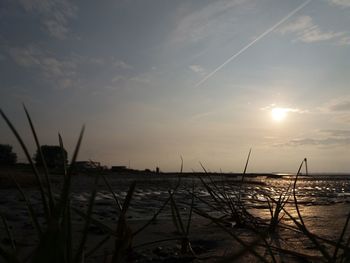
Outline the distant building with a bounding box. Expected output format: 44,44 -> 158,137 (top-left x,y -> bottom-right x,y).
111,165 -> 128,172
75,161 -> 101,171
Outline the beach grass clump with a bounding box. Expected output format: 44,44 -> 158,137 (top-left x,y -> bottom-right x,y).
0,107 -> 151,262
168,182 -> 195,255
196,151 -> 263,230
1,105 -> 88,263
190,156 -> 350,262
265,191 -> 289,233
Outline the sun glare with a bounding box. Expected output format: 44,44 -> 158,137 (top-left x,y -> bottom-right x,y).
271,108 -> 287,122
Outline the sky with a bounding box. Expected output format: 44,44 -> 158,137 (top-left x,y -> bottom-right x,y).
1,0 -> 350,173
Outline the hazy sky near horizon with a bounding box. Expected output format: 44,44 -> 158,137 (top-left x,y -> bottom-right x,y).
1,0 -> 350,173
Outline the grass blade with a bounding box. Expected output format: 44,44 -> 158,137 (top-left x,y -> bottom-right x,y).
333,211 -> 350,261
169,190 -> 185,234
180,155 -> 184,173
293,158 -> 307,226
186,182 -> 195,236
242,148 -> 252,177
101,174 -> 122,213
193,208 -> 269,263
58,134 -> 67,177
133,195 -> 171,237
75,174 -> 100,263
121,181 -> 135,215
72,208 -> 116,236
0,108 -> 49,221
55,125 -> 85,218
273,197 -> 332,261
8,175 -> 42,237
23,104 -> 54,214
0,245 -> 20,263
133,179 -> 182,237
85,236 -> 111,258
112,182 -> 136,263
1,214 -> 16,252
62,200 -> 73,263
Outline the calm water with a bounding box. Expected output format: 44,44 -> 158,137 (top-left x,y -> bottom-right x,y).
2,173 -> 350,222
68,174 -> 350,221
1,173 -> 350,242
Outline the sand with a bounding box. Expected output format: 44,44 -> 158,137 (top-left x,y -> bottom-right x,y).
1,167 -> 350,262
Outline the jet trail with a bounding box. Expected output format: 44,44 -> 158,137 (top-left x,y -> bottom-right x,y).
195,0 -> 312,88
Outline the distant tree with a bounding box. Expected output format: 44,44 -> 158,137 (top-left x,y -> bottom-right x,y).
34,145 -> 68,168
0,144 -> 17,165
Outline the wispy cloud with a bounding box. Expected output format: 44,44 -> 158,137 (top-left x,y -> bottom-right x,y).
7,45 -> 134,89
277,15 -> 347,44
87,57 -> 132,69
111,75 -> 126,83
8,45 -> 77,88
189,64 -> 206,75
277,129 -> 350,147
336,115 -> 350,123
286,137 -> 350,146
89,57 -> 105,65
323,97 -> 350,112
329,0 -> 350,7
18,0 -> 77,39
113,59 -> 132,69
338,36 -> 350,45
316,97 -> 350,124
171,0 -> 251,45
129,75 -> 151,84
329,101 -> 350,112
261,104 -> 307,114
321,129 -> 350,137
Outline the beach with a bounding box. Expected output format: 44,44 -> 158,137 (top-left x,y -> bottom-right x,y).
1,167 -> 350,262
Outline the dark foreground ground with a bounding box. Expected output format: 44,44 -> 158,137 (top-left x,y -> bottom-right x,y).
1,166 -> 350,262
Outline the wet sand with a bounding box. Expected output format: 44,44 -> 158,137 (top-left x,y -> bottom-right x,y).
1,169 -> 350,262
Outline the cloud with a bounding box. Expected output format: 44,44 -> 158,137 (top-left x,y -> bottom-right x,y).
329,0 -> 350,7
324,97 -> 350,112
7,46 -> 133,89
89,58 -> 105,65
277,16 -> 313,35
171,0 -> 251,45
129,75 -> 150,84
113,60 -> 132,69
317,97 -> 350,124
261,104 -> 307,114
338,36 -> 350,45
8,45 -> 77,88
336,114 -> 350,123
111,75 -> 125,83
9,46 -> 40,67
330,101 -> 350,112
276,129 -> 350,147
277,15 -> 348,44
321,130 -> 350,137
18,0 -> 77,39
286,137 -> 350,146
189,64 -> 206,75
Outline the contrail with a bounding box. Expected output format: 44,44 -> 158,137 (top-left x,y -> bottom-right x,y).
195,0 -> 312,88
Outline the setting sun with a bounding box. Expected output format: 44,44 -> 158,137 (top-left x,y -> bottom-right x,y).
271,108 -> 287,122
